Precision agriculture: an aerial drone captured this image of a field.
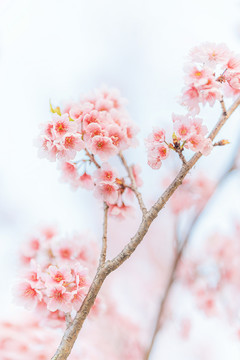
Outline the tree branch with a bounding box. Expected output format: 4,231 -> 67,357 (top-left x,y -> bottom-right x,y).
220,97 -> 227,116
51,96 -> 240,360
98,202 -> 109,269
119,151 -> 147,216
85,148 -> 101,168
65,313 -> 72,328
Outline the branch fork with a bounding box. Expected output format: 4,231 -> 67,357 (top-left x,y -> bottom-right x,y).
51,96 -> 240,360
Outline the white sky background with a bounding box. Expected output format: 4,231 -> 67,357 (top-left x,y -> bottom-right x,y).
0,0 -> 240,359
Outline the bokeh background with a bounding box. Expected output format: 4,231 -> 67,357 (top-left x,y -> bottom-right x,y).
0,0 -> 240,359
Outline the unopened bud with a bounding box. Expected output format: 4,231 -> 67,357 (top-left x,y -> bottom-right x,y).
214,139 -> 230,146
172,132 -> 179,146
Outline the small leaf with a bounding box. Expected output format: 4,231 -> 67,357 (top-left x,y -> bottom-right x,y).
49,101 -> 61,116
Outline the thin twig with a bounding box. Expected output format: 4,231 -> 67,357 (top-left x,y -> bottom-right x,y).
119,151 -> 147,216
51,96 -> 240,360
98,202 -> 109,269
85,148 -> 101,168
176,149 -> 187,165
220,97 -> 227,116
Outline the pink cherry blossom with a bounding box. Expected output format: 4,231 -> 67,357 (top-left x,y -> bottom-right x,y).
173,115 -> 193,140
73,264 -> 89,289
13,281 -> 42,310
71,288 -> 85,311
82,110 -> 100,129
90,135 -> 117,160
184,64 -> 212,86
85,122 -> 104,141
107,124 -> 126,149
45,265 -> 72,288
181,85 -> 201,114
94,181 -> 119,204
69,102 -> 94,122
52,113 -> 77,138
189,42 -> 230,67
46,285 -> 73,313
94,162 -> 117,182
63,133 -> 85,152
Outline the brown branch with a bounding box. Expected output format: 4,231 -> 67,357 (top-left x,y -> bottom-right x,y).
144,124 -> 240,360
85,148 -> 101,168
176,149 -> 187,165
220,97 -> 227,116
119,151 -> 147,215
51,96 -> 240,360
98,202 -> 109,269
65,313 -> 72,328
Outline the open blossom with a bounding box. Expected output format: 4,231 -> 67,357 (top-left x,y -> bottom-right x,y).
94,181 -> 119,204
173,114 -> 212,155
13,281 -> 43,310
184,64 -> 212,86
181,85 -> 201,115
90,135 -> 117,160
46,286 -> 73,313
94,162 -> 117,182
69,102 -> 94,122
44,265 -> 72,287
189,42 -> 231,68
52,113 -> 77,137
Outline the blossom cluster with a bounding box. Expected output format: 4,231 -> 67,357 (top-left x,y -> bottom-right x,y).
145,114 -> 212,169
38,87 -> 138,162
181,42 -> 240,114
14,228 -> 102,327
178,224 -> 240,323
37,87 -> 143,219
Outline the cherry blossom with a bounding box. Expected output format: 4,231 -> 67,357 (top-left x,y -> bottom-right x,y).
146,114 -> 213,170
